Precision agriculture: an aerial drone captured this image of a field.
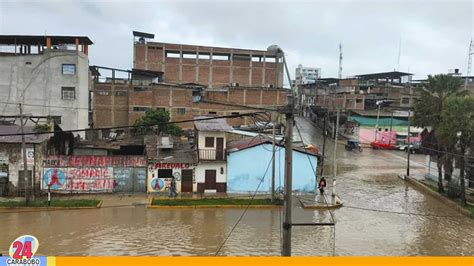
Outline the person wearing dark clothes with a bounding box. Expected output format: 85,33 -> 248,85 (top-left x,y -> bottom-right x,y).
169,178 -> 177,198
318,177 -> 327,194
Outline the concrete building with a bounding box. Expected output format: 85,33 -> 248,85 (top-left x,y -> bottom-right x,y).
0,124 -> 52,196
0,35 -> 93,138
295,64 -> 321,85
133,31 -> 284,88
312,71 -> 418,112
194,117 -> 231,193
226,137 -> 319,193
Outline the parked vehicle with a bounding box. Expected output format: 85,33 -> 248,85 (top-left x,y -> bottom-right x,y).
370,141 -> 395,150
395,142 -> 422,154
345,139 -> 362,152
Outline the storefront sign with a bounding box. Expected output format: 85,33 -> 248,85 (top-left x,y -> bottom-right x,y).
155,162 -> 191,169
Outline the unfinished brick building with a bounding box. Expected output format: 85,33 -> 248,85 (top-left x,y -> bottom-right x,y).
92,80 -> 287,130
91,32 -> 287,132
133,32 -> 284,88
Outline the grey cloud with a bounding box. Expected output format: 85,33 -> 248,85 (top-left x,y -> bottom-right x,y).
0,0 -> 472,80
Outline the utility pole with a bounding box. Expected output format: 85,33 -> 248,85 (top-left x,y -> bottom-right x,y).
338,43 -> 343,79
320,111 -> 328,177
389,111 -> 394,145
19,104 -> 30,205
282,104 -> 293,256
374,102 -> 381,141
279,47 -> 294,257
332,109 -> 340,197
406,109 -> 411,177
271,111 -> 277,202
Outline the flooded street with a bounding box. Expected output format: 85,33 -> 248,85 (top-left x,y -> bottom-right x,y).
1,117 -> 473,256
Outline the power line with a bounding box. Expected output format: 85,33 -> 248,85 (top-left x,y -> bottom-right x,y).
342,204 -> 463,218
214,157 -> 274,256
0,112 -> 266,137
294,122 -> 337,256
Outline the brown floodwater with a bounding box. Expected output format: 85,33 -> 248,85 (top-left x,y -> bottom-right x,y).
0,117 -> 473,256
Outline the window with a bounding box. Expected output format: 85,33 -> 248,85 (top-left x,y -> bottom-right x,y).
183,53 -> 197,59
134,86 -> 148,92
231,112 -> 240,115
156,107 -> 166,112
356,99 -> 363,103
61,87 -> 75,100
212,54 -> 229,61
205,137 -> 214,148
133,106 -> 149,112
166,51 -> 180,58
115,91 -> 127,96
62,64 -> 76,75
265,57 -> 276,63
198,53 -> 210,60
401,97 -> 410,105
208,111 -> 217,115
158,169 -> 173,179
177,108 -> 186,115
97,91 -> 110,96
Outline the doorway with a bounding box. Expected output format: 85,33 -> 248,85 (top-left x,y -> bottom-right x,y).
181,169 -> 193,192
204,169 -> 217,189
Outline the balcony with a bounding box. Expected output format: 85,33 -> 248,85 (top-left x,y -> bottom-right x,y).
198,148 -> 226,161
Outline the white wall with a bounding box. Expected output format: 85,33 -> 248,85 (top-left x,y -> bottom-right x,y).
194,161 -> 227,190
197,131 -> 226,150
0,50 -> 90,138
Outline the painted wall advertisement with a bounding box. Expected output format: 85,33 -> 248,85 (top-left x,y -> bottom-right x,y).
148,162 -> 193,192
42,155 -> 146,193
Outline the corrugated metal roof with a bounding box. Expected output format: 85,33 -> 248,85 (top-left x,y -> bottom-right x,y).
0,125 -> 50,144
194,117 -> 233,132
227,137 -> 321,157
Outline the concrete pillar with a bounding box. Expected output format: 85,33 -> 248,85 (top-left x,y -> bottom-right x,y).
195,47 -> 199,82
145,43 -> 148,70
162,44 -> 166,73
75,38 -> 79,52
209,49 -> 213,88
249,52 -> 253,85
46,37 -> 51,49
229,50 -> 233,84
84,45 -> 88,55
179,46 -> 183,83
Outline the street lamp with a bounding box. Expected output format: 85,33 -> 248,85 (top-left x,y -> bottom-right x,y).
267,45 -> 295,105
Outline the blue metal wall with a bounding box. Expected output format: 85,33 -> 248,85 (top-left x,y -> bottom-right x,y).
227,144 -> 317,193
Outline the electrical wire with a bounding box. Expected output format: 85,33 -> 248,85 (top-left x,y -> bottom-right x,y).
214,157 -> 274,256
342,204 -> 464,218
294,121 -> 336,256
0,112 -> 266,137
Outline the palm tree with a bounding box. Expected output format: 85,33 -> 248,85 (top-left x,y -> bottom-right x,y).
437,96 -> 474,205
413,74 -> 466,193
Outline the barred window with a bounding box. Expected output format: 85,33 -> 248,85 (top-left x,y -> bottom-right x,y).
61,87 -> 75,100
177,108 -> 186,115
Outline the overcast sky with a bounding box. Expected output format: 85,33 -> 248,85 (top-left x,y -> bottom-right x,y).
1,0 -> 473,81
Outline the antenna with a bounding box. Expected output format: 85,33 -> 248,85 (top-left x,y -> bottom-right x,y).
397,37 -> 402,70
464,39 -> 474,90
338,43 -> 343,79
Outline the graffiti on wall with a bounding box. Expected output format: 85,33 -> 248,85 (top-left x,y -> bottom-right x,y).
43,167 -> 115,192
44,155 -> 146,168
42,156 -> 147,193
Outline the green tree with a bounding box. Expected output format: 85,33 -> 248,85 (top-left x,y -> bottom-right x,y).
133,109 -> 182,136
436,96 -> 474,205
412,74 -> 466,193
